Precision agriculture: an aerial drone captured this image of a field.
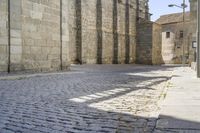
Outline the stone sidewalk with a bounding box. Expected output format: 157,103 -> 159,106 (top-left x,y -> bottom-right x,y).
155,67 -> 200,133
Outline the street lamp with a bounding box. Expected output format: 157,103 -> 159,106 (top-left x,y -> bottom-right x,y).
168,0 -> 187,66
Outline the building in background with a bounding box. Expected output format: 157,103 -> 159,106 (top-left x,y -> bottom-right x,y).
156,8 -> 197,64
156,12 -> 196,64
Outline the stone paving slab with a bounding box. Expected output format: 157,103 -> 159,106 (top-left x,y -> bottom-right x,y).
155,67 -> 200,132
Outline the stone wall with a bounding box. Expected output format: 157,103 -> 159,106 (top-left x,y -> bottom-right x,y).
0,0 -> 8,72
0,0 -> 149,72
101,0 -> 113,64
21,0 -> 62,72
67,0 -> 138,64
136,20 -> 162,65
61,0 -> 70,70
0,0 -> 69,72
152,23 -> 162,65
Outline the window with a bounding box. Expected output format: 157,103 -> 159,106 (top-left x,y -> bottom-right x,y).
180,31 -> 183,38
166,32 -> 170,38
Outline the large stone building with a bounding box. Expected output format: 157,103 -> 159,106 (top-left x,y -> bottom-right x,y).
0,0 -> 150,72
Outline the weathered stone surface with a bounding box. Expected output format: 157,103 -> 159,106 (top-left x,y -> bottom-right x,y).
157,11 -> 197,64
21,0 -> 62,72
0,0 -> 8,72
0,0 -> 149,72
152,23 -> 163,65
136,20 -> 162,65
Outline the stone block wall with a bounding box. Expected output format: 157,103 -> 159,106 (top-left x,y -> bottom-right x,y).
0,0 -> 8,72
0,0 -> 149,72
0,0 -> 69,72
10,0 -> 22,71
20,0 -> 62,72
136,20 -> 153,64
81,0 -> 97,64
101,0 -> 113,64
152,23 -> 162,65
67,0 -> 138,65
67,0 -> 78,64
136,20 -> 162,65
61,0 -> 70,69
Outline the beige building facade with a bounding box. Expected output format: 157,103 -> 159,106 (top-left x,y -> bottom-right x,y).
156,11 -> 196,64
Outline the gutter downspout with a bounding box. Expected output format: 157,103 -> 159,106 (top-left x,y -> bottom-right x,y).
7,0 -> 11,73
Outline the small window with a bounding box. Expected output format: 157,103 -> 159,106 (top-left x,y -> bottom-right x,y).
166,32 -> 170,38
180,31 -> 183,38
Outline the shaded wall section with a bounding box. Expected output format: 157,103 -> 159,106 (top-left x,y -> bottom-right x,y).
136,20 -> 163,65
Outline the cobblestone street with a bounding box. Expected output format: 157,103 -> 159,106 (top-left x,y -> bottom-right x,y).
0,65 -> 175,133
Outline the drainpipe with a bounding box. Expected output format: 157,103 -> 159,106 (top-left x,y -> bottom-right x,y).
7,0 -> 11,73
60,0 -> 63,70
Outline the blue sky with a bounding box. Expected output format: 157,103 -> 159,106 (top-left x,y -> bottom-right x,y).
149,0 -> 190,21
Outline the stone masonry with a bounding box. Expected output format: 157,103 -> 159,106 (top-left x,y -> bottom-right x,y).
0,0 -> 8,72
136,20 -> 162,65
0,0 -> 149,72
68,0 -> 147,64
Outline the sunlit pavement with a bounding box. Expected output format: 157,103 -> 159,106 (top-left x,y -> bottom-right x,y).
0,65 -> 175,133
155,67 -> 200,133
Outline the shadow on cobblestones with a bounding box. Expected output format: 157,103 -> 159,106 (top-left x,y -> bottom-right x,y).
0,65 -> 193,133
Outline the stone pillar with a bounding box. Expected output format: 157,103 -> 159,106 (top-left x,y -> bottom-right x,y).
10,0 -> 22,71
0,0 -> 9,72
129,0 -> 137,63
61,0 -> 70,69
117,0 -> 126,64
101,0 -> 113,64
81,0 -> 97,64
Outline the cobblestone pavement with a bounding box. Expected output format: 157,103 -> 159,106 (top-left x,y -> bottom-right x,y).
0,65 -> 175,133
